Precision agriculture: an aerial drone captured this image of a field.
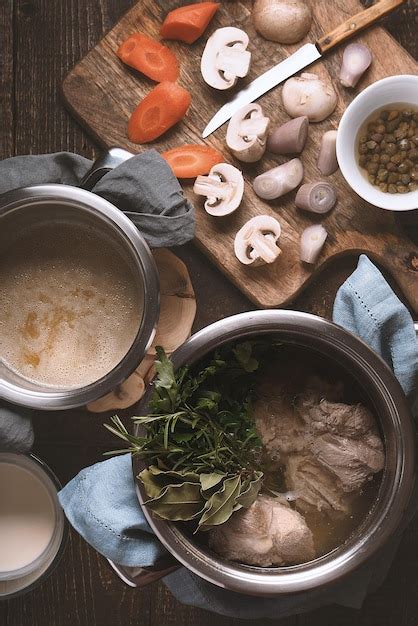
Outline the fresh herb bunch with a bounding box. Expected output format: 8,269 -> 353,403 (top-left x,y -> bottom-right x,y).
106,340 -> 276,530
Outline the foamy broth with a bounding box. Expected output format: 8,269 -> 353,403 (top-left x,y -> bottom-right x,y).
0,220 -> 143,388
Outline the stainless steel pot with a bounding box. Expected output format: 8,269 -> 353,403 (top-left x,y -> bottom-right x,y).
0,148 -> 159,410
129,310 -> 415,597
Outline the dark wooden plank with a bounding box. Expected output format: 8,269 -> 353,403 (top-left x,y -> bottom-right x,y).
61,0 -> 418,311
0,0 -> 14,157
0,0 -> 417,625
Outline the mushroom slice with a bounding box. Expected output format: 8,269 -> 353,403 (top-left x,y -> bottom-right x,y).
193,163 -> 244,216
226,104 -> 270,163
201,27 -> 251,90
234,215 -> 282,266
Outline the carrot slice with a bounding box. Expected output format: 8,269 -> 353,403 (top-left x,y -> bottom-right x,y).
160,2 -> 220,44
161,144 -> 223,178
128,82 -> 191,144
117,33 -> 179,82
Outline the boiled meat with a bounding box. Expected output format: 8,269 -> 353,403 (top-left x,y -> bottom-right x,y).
254,392 -> 307,458
285,455 -> 350,514
312,432 -> 384,492
209,495 -> 315,567
298,397 -> 377,439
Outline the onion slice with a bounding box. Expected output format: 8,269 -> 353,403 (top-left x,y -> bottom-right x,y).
300,224 -> 328,264
295,182 -> 336,214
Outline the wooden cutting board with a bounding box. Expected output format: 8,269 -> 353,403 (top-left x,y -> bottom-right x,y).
62,0 -> 418,310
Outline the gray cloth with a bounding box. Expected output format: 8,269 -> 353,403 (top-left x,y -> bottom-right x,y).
0,150 -> 195,247
0,404 -> 34,453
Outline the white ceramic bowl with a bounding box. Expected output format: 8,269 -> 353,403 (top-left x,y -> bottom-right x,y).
336,75 -> 418,211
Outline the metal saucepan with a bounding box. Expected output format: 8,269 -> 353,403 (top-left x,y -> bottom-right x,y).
0,148 -> 159,410
122,310 -> 415,597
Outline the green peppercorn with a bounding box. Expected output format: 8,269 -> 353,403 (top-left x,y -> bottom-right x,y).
409,182 -> 418,191
390,153 -> 402,164
398,162 -> 410,174
379,183 -> 388,192
396,184 -> 408,193
388,184 -> 398,193
366,140 -> 377,150
386,162 -> 397,172
368,174 -> 376,184
409,148 -> 418,162
386,143 -> 397,155
371,154 -> 380,162
377,169 -> 388,181
380,154 -> 390,164
367,162 -> 379,174
398,139 -> 410,151
358,143 -> 368,155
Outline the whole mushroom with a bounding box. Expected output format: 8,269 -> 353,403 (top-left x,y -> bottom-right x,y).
193,163 -> 244,216
226,104 -> 270,163
201,27 -> 251,90
252,0 -> 312,44
253,158 -> 304,200
234,215 -> 282,266
282,73 -> 337,122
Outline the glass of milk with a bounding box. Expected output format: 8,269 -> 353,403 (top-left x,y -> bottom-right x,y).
0,453 -> 67,599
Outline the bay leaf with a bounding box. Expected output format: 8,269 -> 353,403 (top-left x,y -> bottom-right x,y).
200,472 -> 226,495
236,471 -> 263,508
198,475 -> 242,529
145,482 -> 204,521
139,466 -> 200,500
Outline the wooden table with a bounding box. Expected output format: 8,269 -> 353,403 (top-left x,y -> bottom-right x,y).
0,1 -> 416,624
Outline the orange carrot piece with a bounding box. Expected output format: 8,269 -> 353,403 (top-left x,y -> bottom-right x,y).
160,2 -> 220,44
128,82 -> 191,144
161,144 -> 223,178
117,33 -> 179,82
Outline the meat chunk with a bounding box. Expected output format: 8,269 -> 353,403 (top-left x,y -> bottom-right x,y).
209,495 -> 315,567
298,398 -> 377,440
312,432 -> 384,492
254,394 -> 307,458
285,455 -> 350,514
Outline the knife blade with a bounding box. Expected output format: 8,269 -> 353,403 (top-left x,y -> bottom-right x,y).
202,43 -> 321,138
202,0 -> 406,138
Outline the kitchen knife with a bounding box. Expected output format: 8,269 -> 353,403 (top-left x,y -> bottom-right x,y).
202,0 -> 406,138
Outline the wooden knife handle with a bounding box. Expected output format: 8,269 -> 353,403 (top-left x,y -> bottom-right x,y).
316,0 -> 406,54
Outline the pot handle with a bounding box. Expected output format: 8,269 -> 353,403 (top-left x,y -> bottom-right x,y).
107,555 -> 180,588
79,147 -> 135,191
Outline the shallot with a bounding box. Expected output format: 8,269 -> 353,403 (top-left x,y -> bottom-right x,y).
253,158 -> 304,200
267,116 -> 309,155
300,224 -> 327,264
317,130 -> 338,176
295,182 -> 336,214
339,43 -> 372,88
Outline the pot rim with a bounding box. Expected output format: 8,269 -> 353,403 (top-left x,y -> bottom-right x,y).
133,310 -> 415,596
0,184 -> 160,410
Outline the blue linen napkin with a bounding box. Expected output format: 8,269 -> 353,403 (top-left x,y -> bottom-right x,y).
0,403 -> 34,453
58,255 -> 418,618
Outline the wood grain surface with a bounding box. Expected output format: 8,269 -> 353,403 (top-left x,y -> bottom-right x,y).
0,1 -> 417,625
62,0 -> 418,310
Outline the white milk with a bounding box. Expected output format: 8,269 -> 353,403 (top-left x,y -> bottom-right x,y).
0,460 -> 56,573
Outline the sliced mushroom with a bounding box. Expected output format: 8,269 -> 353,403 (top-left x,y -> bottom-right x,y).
226,104 -> 270,163
234,215 -> 282,266
201,27 -> 251,90
253,158 -> 304,200
87,249 -> 196,413
193,163 -> 244,216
